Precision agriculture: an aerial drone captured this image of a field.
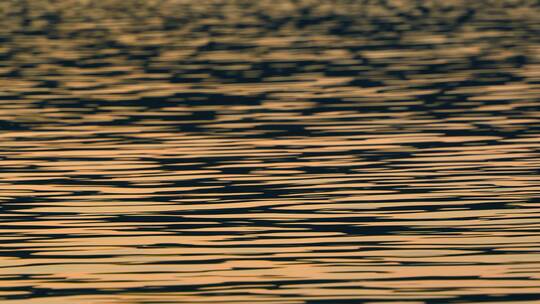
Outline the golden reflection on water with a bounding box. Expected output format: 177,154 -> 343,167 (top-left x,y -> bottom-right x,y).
0,0 -> 540,303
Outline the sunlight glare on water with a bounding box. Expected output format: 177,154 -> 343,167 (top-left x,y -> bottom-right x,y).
0,0 -> 539,303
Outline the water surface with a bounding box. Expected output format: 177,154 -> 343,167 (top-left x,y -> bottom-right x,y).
0,0 -> 540,303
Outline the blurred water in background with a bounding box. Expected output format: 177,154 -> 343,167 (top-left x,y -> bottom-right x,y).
0,0 -> 539,303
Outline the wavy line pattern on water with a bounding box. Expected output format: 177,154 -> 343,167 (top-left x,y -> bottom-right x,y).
0,0 -> 540,303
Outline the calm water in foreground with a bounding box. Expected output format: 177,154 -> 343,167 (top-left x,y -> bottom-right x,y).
0,0 -> 539,303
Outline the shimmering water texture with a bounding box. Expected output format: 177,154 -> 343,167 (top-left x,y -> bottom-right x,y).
0,0 -> 540,303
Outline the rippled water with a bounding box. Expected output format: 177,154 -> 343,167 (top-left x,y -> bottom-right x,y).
1,0 -> 540,303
